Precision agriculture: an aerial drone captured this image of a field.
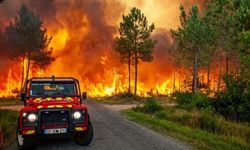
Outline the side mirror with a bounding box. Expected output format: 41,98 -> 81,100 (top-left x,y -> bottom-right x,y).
82,92 -> 87,100
20,93 -> 26,101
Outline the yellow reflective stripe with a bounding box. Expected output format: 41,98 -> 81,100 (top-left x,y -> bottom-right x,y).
46,97 -> 52,101
56,97 -> 63,101
34,98 -> 42,102
47,105 -> 54,108
66,97 -> 72,102
26,130 -> 35,135
75,127 -> 84,131
67,105 -> 72,108
38,106 -> 43,109
47,105 -> 64,108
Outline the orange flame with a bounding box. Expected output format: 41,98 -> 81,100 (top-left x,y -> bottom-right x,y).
0,0 -> 213,97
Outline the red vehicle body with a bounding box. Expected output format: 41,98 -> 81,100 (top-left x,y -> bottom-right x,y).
17,77 -> 93,149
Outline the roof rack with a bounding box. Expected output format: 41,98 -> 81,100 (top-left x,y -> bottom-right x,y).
28,76 -> 78,82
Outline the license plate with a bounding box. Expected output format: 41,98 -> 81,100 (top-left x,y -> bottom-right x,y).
44,128 -> 67,134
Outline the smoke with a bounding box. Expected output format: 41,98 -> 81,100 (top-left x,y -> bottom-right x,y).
0,0 -> 208,94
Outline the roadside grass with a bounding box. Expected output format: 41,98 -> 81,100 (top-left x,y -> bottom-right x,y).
91,93 -> 147,105
92,97 -> 142,105
92,93 -> 173,106
123,109 -> 250,150
0,110 -> 18,148
0,97 -> 22,106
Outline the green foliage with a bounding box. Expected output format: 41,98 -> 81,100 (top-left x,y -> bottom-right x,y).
154,110 -> 168,119
115,7 -> 156,95
174,92 -> 211,110
214,75 -> 250,122
133,98 -> 163,114
197,107 -> 220,133
5,4 -> 53,62
124,109 -> 250,150
4,4 -> 54,85
0,110 -> 18,147
172,5 -> 216,92
142,98 -> 164,114
154,109 -> 175,120
175,113 -> 192,126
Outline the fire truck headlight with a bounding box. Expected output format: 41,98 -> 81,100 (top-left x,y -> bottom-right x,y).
27,113 -> 37,122
22,112 -> 27,117
73,111 -> 82,120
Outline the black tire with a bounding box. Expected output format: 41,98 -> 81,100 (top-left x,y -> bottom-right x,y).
74,121 -> 93,146
16,129 -> 36,150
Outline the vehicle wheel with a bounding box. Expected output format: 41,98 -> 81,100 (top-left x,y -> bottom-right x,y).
16,130 -> 36,150
74,121 -> 93,146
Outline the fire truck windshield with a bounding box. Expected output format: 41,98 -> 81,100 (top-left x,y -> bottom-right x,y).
29,82 -> 78,97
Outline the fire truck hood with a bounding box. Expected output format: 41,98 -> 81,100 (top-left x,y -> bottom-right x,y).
27,97 -> 80,109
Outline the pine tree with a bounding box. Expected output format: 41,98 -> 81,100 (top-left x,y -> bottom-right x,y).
4,4 -> 54,90
115,7 -> 156,96
172,5 -> 216,92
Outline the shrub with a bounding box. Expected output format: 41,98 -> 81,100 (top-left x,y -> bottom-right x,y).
132,105 -> 144,112
142,98 -> 164,114
174,92 -> 211,110
155,110 -> 168,119
214,75 -> 250,122
155,108 -> 177,120
132,98 -> 164,114
197,107 -> 220,133
175,113 -> 192,126
167,109 -> 193,126
0,110 -> 18,147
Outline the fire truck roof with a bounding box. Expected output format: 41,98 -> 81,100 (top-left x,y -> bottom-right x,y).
28,77 -> 78,82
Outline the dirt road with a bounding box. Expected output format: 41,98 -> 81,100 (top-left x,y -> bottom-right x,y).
2,100 -> 191,150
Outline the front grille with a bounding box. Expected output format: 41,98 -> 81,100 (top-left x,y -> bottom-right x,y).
41,109 -> 69,126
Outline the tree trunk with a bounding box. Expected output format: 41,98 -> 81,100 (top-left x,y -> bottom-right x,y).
20,55 -> 25,92
128,52 -> 131,93
217,61 -> 222,91
207,64 -> 210,93
134,51 -> 138,96
179,70 -> 181,91
193,49 -> 198,93
25,53 -> 31,83
226,49 -> 229,76
173,63 -> 176,93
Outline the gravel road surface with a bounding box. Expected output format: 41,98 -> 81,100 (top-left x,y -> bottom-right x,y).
2,100 -> 192,150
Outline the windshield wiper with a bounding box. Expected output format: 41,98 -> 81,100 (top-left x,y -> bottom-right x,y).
52,92 -> 68,96
33,93 -> 48,96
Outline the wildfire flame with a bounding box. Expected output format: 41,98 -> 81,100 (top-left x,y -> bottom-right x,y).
0,0 -> 211,97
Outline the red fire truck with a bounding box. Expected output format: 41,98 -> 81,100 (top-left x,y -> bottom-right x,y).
17,77 -> 93,149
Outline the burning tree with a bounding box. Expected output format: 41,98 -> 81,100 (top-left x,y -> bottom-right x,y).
115,7 -> 157,96
4,4 -> 54,90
